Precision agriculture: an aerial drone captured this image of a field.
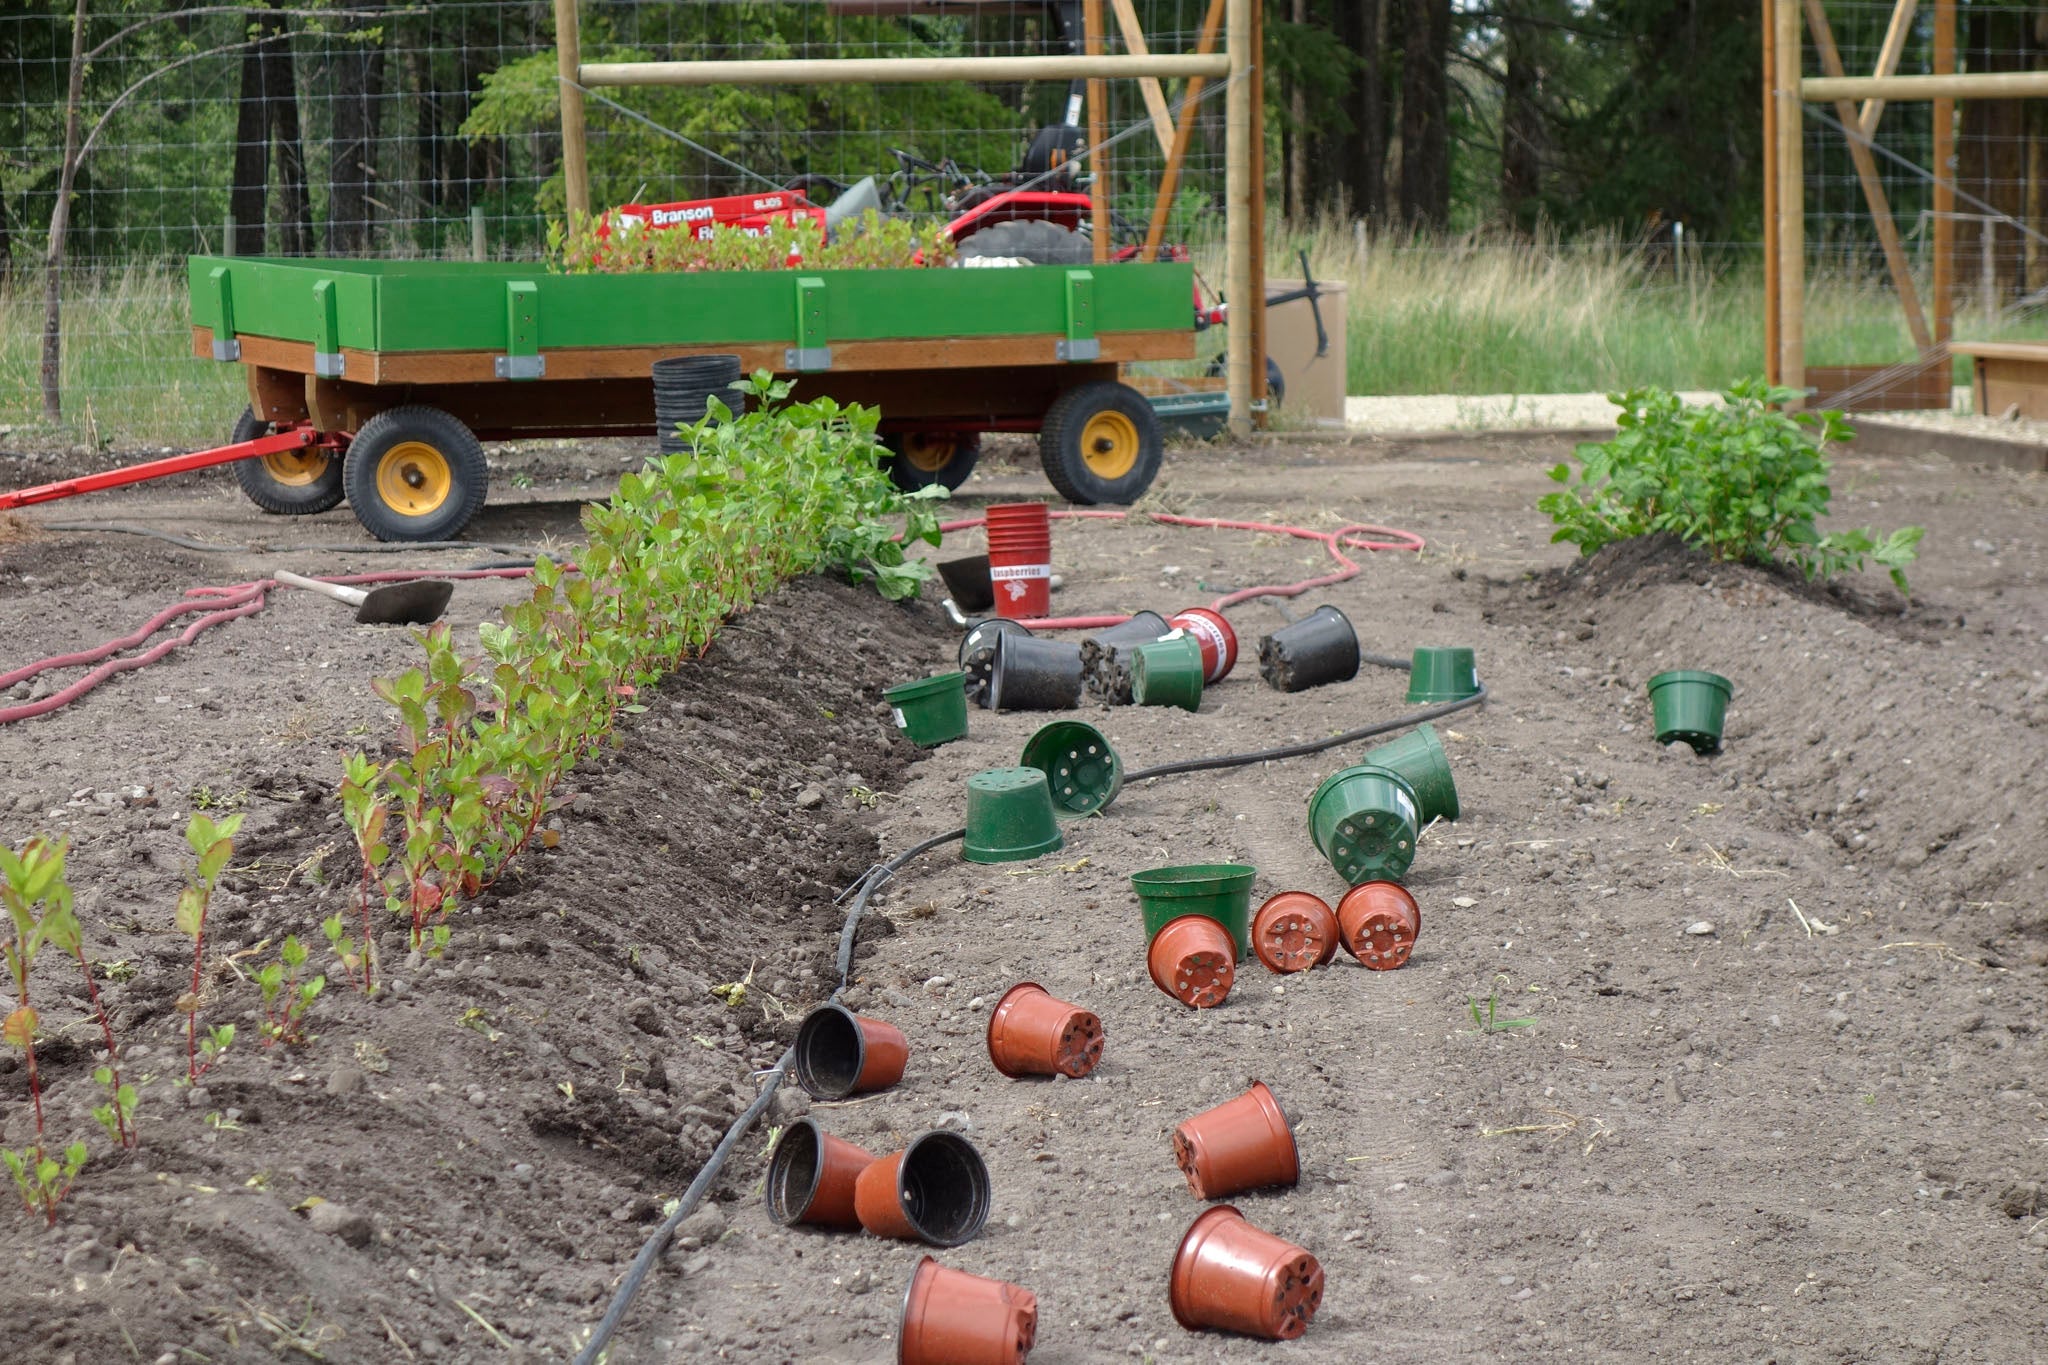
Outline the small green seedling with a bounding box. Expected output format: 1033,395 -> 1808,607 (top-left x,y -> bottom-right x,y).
258,936 -> 325,1047
176,812 -> 244,1084
1467,975 -> 1537,1034
3,1142 -> 87,1225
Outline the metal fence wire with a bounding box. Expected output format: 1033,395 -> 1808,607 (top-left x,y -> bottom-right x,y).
1,1 -> 1230,445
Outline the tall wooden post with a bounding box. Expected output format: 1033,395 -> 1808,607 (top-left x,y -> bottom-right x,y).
1933,0 -> 1955,354
554,0 -> 590,220
1762,0 -> 1780,384
1249,0 -> 1267,413
1225,0 -> 1253,434
1773,0 -> 1805,398
1085,0 -> 1111,265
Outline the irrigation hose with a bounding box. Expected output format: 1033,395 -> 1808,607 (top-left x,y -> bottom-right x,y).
576,659 -> 1484,1360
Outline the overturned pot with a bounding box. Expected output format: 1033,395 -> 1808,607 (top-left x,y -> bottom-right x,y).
854,1130 -> 993,1247
1249,891 -> 1340,975
1335,881 -> 1421,971
989,633 -> 1084,712
1129,634 -> 1206,712
1306,763 -> 1420,886
1146,913 -> 1237,1010
764,1116 -> 876,1230
899,1256 -> 1039,1365
938,555 -> 996,614
1258,605 -> 1359,693
1081,611 -> 1172,703
959,618 -> 1032,709
986,982 -> 1104,1079
1173,1080 -> 1299,1200
793,1002 -> 910,1100
1169,1205 -> 1325,1341
1019,719 -> 1123,819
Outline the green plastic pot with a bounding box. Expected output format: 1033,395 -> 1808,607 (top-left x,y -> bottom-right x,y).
1646,669 -> 1733,754
1360,723 -> 1460,823
883,672 -> 970,748
1306,764 -> 1421,886
1405,647 -> 1481,704
1130,863 -> 1258,959
962,767 -> 1065,864
1130,635 -> 1205,712
1020,720 -> 1124,819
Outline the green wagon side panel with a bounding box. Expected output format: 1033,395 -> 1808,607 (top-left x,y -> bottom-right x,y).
189,257 -> 1193,355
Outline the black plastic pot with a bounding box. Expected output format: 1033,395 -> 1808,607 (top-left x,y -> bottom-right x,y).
989,633 -> 1085,712
959,618 -> 1032,709
1081,611 -> 1173,703
653,354 -> 744,455
1257,605 -> 1360,693
938,555 -> 996,613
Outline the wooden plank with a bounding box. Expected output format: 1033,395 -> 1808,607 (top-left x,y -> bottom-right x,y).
1107,0 -> 1176,158
1775,0 -> 1805,396
1249,0 -> 1266,412
1142,0 -> 1225,262
1805,70 -> 2048,101
1845,415 -> 2048,472
1947,339 -> 2048,361
1857,0 -> 1918,136
554,0 -> 589,219
1934,0 -> 1955,348
579,52 -> 1229,86
1085,0 -> 1110,265
1973,355 -> 2048,422
1763,0 -> 1779,385
1803,0 -> 1933,352
1806,360 -> 1950,411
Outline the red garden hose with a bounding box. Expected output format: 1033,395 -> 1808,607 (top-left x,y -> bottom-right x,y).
0,568 -> 539,726
934,509 -> 1427,630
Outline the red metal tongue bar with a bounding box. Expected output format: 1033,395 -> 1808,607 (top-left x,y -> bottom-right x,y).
0,427 -> 325,512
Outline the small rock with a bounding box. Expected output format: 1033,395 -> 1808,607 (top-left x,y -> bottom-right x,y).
307,1201 -> 373,1249
2000,1181 -> 2043,1219
765,1087 -> 810,1125
1684,921 -> 1716,937
1957,1012 -> 1986,1035
795,786 -> 825,810
1451,896 -> 1477,909
468,1090 -> 488,1108
935,1109 -> 973,1133
844,1267 -> 875,1295
184,1086 -> 211,1110
509,1164 -> 534,1185
1824,1010 -> 1851,1032
626,1000 -> 667,1036
681,1253 -> 711,1276
62,1240 -> 112,1273
324,1067 -> 364,1099
676,1203 -> 725,1247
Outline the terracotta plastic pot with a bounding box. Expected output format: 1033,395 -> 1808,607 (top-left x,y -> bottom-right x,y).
854,1130 -> 993,1247
1335,881 -> 1422,971
1129,634 -> 1205,712
764,1116 -> 876,1230
1146,913 -> 1236,1009
792,1002 -> 910,1100
960,618 -> 1031,709
1405,646 -> 1481,704
1257,605 -> 1359,692
986,982 -> 1103,1079
1019,719 -> 1123,819
899,1256 -> 1039,1365
1130,863 -> 1258,958
1306,763 -> 1421,886
1172,1080 -> 1299,1199
989,634 -> 1084,712
1168,1205 -> 1325,1341
1249,892 -> 1339,974
884,672 -> 971,748
938,555 -> 996,613
1646,668 -> 1733,754
963,767 -> 1065,864
1170,607 -> 1239,684
1359,722 -> 1460,823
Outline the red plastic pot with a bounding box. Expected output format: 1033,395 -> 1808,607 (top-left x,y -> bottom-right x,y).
1249,892 -> 1339,974
987,547 -> 1052,618
854,1130 -> 993,1247
986,982 -> 1104,1079
1335,881 -> 1422,971
984,501 -> 1051,532
793,1002 -> 910,1099
1146,914 -> 1235,1009
764,1117 -> 876,1230
1172,1080 -> 1299,1199
1168,1205 -> 1325,1341
899,1256 -> 1039,1365
1170,608 -> 1239,684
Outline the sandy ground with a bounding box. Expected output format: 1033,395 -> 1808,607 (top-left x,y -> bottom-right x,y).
1,431 -> 2045,1363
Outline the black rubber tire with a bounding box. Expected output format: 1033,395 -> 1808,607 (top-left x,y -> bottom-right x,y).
227,407 -> 345,515
957,219 -> 1093,265
1204,354 -> 1288,407
342,406 -> 490,543
882,431 -> 983,493
1038,380 -> 1164,506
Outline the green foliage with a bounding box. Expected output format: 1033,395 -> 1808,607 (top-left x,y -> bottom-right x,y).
1467,976 -> 1537,1035
1539,381 -> 1925,594
545,208 -> 954,276
257,936 -> 324,1048
342,378 -> 934,961
175,812 -> 243,1085
3,1142 -> 88,1229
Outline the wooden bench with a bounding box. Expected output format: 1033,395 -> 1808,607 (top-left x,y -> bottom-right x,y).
1950,341 -> 2048,421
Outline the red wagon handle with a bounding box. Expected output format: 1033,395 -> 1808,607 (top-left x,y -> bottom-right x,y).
0,427 -> 326,512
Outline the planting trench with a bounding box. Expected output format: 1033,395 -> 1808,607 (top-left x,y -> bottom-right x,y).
0,435 -> 2045,1363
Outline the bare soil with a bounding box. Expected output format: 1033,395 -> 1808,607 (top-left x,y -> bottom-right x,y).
2,432 -> 2045,1364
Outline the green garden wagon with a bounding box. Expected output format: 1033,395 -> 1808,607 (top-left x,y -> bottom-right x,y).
186,255 -> 1197,541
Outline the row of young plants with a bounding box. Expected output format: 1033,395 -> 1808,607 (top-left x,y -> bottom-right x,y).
2,378 -> 939,1225
547,208 -> 955,275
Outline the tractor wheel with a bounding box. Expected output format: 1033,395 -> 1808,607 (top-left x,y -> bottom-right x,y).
957,219 -> 1092,265
1038,381 -> 1163,506
228,407 -> 344,515
882,431 -> 982,493
342,406 -> 490,543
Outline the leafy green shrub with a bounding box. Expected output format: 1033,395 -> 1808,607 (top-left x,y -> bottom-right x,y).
1539,379 -> 1923,593
341,378 -> 941,963
547,208 -> 955,275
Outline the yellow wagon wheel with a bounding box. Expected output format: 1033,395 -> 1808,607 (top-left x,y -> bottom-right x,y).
227,406 -> 344,515
341,406 -> 490,543
1037,381 -> 1164,506
882,431 -> 983,492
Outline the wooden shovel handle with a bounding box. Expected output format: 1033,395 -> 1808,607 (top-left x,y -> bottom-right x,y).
273,569 -> 368,608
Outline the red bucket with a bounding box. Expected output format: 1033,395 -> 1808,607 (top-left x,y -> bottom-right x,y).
985,501 -> 1051,536
1170,608 -> 1239,684
988,548 -> 1051,618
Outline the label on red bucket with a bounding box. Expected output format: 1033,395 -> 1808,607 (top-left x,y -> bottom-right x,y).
1173,612 -> 1233,683
989,562 -> 1052,581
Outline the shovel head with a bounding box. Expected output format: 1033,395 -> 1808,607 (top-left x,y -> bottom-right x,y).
355,579 -> 455,625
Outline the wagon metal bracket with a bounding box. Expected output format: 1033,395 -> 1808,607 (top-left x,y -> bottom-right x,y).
313,351 -> 346,378
784,346 -> 833,372
494,354 -> 547,380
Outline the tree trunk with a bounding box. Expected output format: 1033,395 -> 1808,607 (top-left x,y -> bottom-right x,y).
327,1 -> 386,255
1332,0 -> 1386,222
1398,0 -> 1450,230
1499,2 -> 1542,232
39,0 -> 88,422
1286,0 -> 1307,221
231,28 -> 271,255
264,8 -> 314,257
0,154 -> 12,284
